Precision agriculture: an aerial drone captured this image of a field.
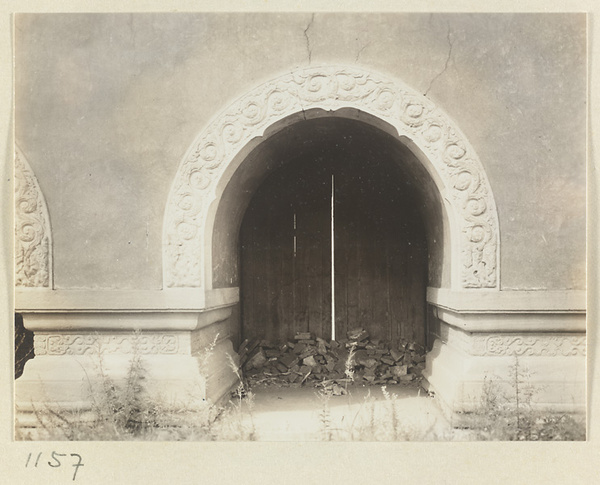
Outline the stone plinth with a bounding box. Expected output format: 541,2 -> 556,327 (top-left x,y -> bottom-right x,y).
15,289 -> 241,431
15,287 -> 587,432
423,289 -> 586,419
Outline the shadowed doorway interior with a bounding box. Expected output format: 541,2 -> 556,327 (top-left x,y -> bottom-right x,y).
239,117 -> 429,347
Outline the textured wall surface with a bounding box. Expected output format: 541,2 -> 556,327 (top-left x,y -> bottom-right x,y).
15,13 -> 586,290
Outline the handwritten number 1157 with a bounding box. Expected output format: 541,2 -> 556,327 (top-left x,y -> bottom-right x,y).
26,451 -> 84,481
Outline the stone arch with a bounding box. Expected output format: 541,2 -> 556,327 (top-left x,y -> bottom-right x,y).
15,145 -> 53,288
163,66 -> 500,290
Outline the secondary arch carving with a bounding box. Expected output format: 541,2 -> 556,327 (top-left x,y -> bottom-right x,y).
15,146 -> 53,288
163,66 -> 500,290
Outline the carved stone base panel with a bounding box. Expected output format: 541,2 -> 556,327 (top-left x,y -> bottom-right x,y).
425,295 -> 587,417
436,322 -> 586,358
200,338 -> 240,405
15,308 -> 241,429
33,331 -> 190,356
423,338 -> 586,417
191,316 -> 235,351
190,313 -> 240,404
15,353 -> 208,414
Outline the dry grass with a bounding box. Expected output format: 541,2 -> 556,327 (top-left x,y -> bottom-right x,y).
16,331 -> 585,441
462,358 -> 585,441
17,332 -> 256,441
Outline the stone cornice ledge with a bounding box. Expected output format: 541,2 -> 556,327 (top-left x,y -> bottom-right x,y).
15,288 -> 240,313
22,306 -> 233,332
428,288 -> 586,332
427,288 -> 586,313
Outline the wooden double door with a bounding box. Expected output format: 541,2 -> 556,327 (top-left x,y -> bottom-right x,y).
240,152 -> 427,345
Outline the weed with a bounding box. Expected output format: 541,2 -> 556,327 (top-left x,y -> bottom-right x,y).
222,352 -> 256,440
17,331 -> 255,441
198,333 -> 219,374
337,386 -> 440,441
344,342 -> 357,391
317,390 -> 334,441
381,386 -> 399,440
467,357 -> 585,441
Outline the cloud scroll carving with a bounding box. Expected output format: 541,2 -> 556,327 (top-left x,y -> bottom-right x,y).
15,147 -> 52,288
164,66 -> 500,289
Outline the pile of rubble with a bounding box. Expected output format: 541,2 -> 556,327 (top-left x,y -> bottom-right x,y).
237,328 -> 427,395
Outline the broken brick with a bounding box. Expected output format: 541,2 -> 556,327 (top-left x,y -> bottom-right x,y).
240,329 -> 427,391
390,349 -> 403,361
247,349 -> 268,369
279,353 -> 299,368
391,365 -> 408,377
293,343 -> 307,355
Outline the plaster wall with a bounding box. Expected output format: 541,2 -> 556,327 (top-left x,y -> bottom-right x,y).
15,13 -> 586,291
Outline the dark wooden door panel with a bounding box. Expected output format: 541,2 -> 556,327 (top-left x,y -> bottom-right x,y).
333,157 -> 427,345
240,160 -> 331,342
240,152 -> 426,345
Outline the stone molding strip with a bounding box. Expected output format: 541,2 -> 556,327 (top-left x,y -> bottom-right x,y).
14,146 -> 52,288
20,307 -> 232,333
428,287 -> 586,313
433,306 -> 586,333
163,65 -> 500,289
15,287 -> 239,312
22,312 -> 199,332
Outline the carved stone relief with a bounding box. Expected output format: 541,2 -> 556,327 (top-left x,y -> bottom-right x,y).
15,147 -> 52,287
34,333 -> 183,356
479,335 -> 586,357
441,323 -> 586,357
164,66 -> 500,289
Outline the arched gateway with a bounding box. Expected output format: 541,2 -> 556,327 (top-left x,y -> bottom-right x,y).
163,66 -> 500,292
17,67 -> 584,433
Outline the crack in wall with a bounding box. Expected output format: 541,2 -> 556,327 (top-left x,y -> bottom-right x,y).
295,85 -> 307,120
424,25 -> 455,97
304,13 -> 315,64
128,13 -> 137,49
355,38 -> 371,63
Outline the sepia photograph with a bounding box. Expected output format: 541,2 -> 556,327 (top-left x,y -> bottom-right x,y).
12,12 -> 588,446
